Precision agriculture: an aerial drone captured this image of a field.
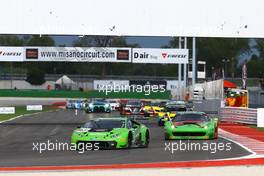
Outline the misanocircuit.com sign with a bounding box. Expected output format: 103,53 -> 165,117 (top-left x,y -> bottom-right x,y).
0,47 -> 24,62
24,47 -> 132,62
0,46 -> 188,64
132,48 -> 188,64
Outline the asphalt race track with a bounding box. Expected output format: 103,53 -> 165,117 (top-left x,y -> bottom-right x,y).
0,110 -> 251,167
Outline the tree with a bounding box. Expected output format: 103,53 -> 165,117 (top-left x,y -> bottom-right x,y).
166,38 -> 250,78
254,39 -> 264,79
73,36 -> 140,77
26,67 -> 45,85
246,54 -> 264,77
25,35 -> 55,84
26,35 -> 55,46
0,35 -> 24,46
255,39 -> 264,59
197,38 -> 250,77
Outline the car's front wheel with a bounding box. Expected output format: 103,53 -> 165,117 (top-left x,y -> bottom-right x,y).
158,119 -> 164,126
127,133 -> 133,149
214,127 -> 218,139
144,131 -> 150,148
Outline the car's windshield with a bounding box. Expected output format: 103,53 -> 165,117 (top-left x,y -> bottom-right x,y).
173,114 -> 210,122
151,102 -> 160,106
166,106 -> 186,112
167,100 -> 185,104
93,101 -> 106,105
127,101 -> 141,106
84,119 -> 125,129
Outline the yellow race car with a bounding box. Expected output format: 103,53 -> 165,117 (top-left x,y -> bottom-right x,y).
158,101 -> 187,126
158,112 -> 176,126
143,102 -> 165,117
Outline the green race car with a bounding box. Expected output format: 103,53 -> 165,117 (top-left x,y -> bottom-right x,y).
71,117 -> 150,149
86,101 -> 111,113
164,112 -> 218,140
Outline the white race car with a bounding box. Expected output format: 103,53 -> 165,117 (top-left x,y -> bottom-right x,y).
106,99 -> 120,111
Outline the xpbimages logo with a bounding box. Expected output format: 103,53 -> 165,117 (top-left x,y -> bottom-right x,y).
32,140 -> 100,154
164,141 -> 232,154
98,83 -> 166,95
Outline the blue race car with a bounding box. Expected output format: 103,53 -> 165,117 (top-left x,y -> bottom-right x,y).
66,99 -> 85,109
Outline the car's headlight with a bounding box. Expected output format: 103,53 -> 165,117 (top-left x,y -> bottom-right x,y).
171,125 -> 175,129
88,104 -> 93,108
203,126 -> 208,129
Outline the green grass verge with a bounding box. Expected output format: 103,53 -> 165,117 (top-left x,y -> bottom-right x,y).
249,125 -> 264,132
0,106 -> 56,122
0,89 -> 171,99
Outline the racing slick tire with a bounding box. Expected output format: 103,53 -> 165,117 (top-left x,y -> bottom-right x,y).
214,127 -> 218,139
139,130 -> 150,148
127,132 -> 133,149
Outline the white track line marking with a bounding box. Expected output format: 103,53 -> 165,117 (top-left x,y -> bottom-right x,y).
0,109 -> 60,124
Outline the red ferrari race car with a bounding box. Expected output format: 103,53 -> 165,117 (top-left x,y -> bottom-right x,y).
120,100 -> 145,115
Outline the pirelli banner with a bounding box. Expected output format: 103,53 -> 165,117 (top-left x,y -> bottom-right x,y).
0,46 -> 188,64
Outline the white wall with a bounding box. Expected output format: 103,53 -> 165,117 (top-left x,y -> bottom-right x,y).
0,0 -> 263,38
188,79 -> 224,100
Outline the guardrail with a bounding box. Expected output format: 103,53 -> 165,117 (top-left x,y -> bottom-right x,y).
220,107 -> 264,127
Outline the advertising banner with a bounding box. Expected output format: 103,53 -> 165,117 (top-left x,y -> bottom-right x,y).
26,105 -> 43,111
0,47 -> 24,62
257,108 -> 264,127
24,47 -> 132,62
0,47 -> 189,64
132,48 -> 188,64
0,107 -> 15,114
166,80 -> 185,90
